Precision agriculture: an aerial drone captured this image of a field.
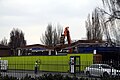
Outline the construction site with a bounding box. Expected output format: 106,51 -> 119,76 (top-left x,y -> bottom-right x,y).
0,0 -> 120,79
0,27 -> 120,74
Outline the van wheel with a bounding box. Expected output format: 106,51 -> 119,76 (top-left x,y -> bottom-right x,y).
86,71 -> 90,77
103,72 -> 109,78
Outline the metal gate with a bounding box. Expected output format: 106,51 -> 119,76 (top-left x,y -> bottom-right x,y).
70,56 -> 80,74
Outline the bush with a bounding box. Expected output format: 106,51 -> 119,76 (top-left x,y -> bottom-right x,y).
1,73 -> 119,80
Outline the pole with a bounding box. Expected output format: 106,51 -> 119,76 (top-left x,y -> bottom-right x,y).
110,59 -> 113,78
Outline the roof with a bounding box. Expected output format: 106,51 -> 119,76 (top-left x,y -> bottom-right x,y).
71,40 -> 105,46
0,44 -> 10,49
17,44 -> 53,50
55,40 -> 106,50
17,40 -> 106,50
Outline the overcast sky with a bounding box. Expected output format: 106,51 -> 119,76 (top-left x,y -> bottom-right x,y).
0,0 -> 103,45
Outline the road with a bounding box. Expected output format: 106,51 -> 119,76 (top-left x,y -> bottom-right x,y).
0,70 -> 100,80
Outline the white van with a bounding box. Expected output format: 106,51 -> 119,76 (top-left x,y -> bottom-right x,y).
0,60 -> 8,71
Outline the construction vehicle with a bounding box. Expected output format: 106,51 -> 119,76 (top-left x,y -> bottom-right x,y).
60,27 -> 72,53
64,27 -> 71,45
60,27 -> 71,44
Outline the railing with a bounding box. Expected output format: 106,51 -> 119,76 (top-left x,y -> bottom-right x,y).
0,61 -> 120,80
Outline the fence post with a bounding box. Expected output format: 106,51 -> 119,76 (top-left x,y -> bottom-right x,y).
110,59 -> 113,78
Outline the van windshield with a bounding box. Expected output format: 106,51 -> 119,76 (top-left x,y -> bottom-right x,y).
101,65 -> 111,69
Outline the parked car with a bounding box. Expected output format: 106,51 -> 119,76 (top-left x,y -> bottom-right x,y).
84,64 -> 120,77
0,60 -> 8,72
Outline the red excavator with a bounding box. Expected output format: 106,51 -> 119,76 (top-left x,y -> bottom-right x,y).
60,27 -> 72,53
64,27 -> 71,45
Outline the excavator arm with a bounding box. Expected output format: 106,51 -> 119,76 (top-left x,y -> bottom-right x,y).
64,27 -> 72,53
64,27 -> 71,44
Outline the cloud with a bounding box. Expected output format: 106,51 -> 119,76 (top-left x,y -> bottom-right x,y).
0,0 -> 103,44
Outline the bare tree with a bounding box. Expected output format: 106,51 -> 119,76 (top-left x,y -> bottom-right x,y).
85,8 -> 103,41
8,28 -> 26,55
85,14 -> 92,40
40,24 -> 63,46
0,37 -> 7,46
100,0 -> 120,45
102,0 -> 120,19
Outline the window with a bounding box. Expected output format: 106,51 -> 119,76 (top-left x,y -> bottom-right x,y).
101,65 -> 111,69
90,65 -> 99,68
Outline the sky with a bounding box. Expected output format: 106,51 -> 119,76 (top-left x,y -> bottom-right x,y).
0,0 -> 103,45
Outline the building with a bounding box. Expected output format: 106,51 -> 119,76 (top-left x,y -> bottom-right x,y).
70,40 -> 120,62
17,44 -> 55,56
0,44 -> 11,57
17,40 -> 120,62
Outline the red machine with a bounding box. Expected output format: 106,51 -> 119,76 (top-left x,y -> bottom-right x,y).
64,27 -> 71,45
63,27 -> 72,53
